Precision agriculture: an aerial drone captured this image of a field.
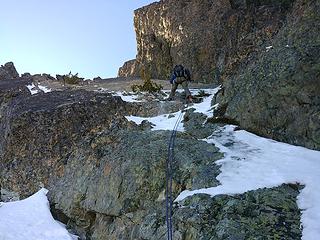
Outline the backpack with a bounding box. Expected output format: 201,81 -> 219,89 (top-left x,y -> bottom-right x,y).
174,65 -> 185,78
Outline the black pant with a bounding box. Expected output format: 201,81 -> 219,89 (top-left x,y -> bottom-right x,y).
169,77 -> 191,99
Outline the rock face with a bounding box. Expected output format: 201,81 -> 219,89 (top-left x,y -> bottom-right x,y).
118,59 -> 138,77
0,81 -> 303,239
0,62 -> 19,79
0,86 -> 134,198
0,79 -> 31,159
215,0 -> 320,150
120,0 -> 320,150
119,0 -> 296,82
2,0 -> 317,237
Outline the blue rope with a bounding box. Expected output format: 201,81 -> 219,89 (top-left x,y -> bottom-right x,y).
166,109 -> 184,240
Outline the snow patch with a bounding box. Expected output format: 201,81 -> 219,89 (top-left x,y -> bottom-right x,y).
185,87 -> 221,117
39,85 -> 52,93
112,91 -> 144,103
126,111 -> 185,132
266,45 -> 273,52
0,188 -> 77,240
175,125 -> 320,240
26,83 -> 51,95
125,87 -> 221,131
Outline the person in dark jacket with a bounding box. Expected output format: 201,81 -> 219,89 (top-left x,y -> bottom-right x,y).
167,64 -> 192,102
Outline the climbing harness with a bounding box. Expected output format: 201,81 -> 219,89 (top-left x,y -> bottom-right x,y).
165,104 -> 186,240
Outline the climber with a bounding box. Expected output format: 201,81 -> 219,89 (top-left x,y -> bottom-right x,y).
167,64 -> 193,103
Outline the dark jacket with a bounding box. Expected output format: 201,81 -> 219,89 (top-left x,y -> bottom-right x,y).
170,65 -> 191,84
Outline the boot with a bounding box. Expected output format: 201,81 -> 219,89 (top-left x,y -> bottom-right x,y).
187,95 -> 193,104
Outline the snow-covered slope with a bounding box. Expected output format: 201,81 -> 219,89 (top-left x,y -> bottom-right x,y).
127,87 -> 320,240
176,125 -> 320,240
1,87 -> 319,239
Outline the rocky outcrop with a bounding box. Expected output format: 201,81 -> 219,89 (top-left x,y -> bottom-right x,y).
120,0 -> 295,82
215,0 -> 320,150
0,62 -> 19,79
0,81 -> 303,239
32,73 -> 56,82
48,127 -> 222,239
0,79 -> 31,161
0,87 -> 134,198
2,0 -> 317,236
118,59 -> 139,77
120,0 -> 320,150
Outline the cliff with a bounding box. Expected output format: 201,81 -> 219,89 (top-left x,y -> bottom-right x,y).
0,0 -> 319,238
214,0 -> 320,150
119,0 -> 320,150
119,0 -> 295,82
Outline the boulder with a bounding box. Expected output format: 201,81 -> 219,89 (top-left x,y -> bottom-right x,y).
21,72 -> 33,80
0,88 -> 135,198
0,62 -> 19,80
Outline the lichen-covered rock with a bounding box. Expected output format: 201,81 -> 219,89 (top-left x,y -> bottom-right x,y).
48,128 -> 222,239
0,88 -> 134,198
0,62 -> 19,80
0,80 -> 303,239
216,0 -> 320,150
175,184 -> 302,240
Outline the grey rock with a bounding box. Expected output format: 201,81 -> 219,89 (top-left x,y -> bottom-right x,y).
21,72 -> 32,79
56,74 -> 64,81
0,62 -> 19,80
0,188 -> 20,202
0,88 -> 135,198
119,0 -> 320,152
0,80 -> 304,239
119,0 -> 294,82
118,59 -> 138,77
218,0 -> 320,150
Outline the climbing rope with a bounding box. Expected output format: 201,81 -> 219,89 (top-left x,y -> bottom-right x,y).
166,106 -> 185,240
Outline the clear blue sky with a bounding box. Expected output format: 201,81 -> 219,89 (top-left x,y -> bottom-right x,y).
0,0 -> 156,79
